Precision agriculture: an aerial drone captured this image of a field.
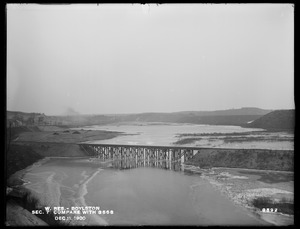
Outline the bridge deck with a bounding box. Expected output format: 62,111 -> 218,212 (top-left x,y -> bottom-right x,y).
78,143 -> 293,151
78,143 -> 293,171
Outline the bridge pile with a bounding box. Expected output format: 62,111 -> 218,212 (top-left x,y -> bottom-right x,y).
79,144 -> 197,170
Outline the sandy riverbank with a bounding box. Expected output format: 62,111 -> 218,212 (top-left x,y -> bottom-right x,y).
7,157 -> 110,226
183,166 -> 294,226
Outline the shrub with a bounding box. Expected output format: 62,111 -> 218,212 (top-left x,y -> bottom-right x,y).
252,196 -> 294,215
252,196 -> 273,209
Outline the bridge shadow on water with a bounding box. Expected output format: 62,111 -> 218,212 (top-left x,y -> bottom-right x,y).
109,158 -> 183,172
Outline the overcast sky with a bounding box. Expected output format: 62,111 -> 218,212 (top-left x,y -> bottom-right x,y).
7,4 -> 294,115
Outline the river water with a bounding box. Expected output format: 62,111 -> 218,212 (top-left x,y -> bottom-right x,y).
76,122 -> 293,150
20,157 -> 268,226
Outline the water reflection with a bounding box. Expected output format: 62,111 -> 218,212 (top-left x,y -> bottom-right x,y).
110,158 -> 183,171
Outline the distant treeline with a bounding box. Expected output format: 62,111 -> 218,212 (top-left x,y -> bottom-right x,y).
6,108 -> 295,131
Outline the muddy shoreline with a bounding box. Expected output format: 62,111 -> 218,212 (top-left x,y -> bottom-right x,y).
6,156 -> 110,226
183,166 -> 294,226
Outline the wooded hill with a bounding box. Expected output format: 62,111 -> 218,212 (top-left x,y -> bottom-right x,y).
245,109 -> 295,131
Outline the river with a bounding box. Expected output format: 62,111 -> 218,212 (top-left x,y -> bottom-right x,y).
20,156 -> 268,226
19,122 -> 292,225
75,122 -> 293,150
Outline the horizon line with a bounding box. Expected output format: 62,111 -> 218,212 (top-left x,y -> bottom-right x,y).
6,107 -> 296,117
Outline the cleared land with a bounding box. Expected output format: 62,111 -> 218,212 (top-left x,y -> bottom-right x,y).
6,126 -> 125,178
14,128 -> 124,144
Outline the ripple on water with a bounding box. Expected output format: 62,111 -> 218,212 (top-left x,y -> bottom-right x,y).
20,158 -> 268,226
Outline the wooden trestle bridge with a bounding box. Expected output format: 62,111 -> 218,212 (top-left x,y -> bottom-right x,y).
79,143 -> 199,170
